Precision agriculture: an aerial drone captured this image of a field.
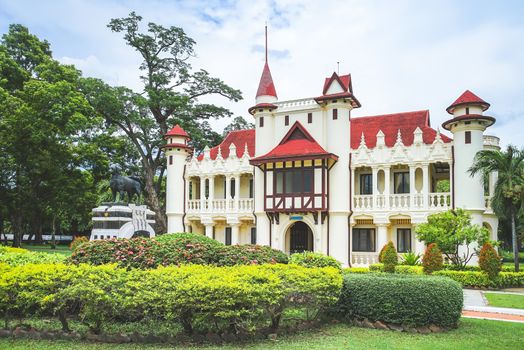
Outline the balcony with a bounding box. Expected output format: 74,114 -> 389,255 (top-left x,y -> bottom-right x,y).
187,198 -> 254,215
353,192 -> 451,212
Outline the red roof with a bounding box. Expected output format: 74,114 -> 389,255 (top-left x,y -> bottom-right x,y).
322,73 -> 352,95
165,124 -> 189,138
256,62 -> 277,98
351,110 -> 452,149
317,72 -> 361,107
446,90 -> 490,114
197,129 -> 255,161
250,122 -> 337,164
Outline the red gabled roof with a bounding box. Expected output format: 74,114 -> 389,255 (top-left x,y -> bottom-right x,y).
446,90 -> 490,114
350,110 -> 452,149
322,72 -> 352,95
197,129 -> 255,161
250,122 -> 337,164
165,124 -> 189,138
256,62 -> 277,98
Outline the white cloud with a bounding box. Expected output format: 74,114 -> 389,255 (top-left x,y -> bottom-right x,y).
1,0 -> 522,147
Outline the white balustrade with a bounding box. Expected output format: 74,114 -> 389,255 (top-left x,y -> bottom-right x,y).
389,194 -> 411,210
187,198 -> 253,214
428,192 -> 451,210
353,195 -> 373,210
351,252 -> 379,267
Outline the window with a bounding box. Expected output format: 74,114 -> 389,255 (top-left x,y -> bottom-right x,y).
259,117 -> 264,127
360,174 -> 372,195
275,168 -> 314,194
465,131 -> 471,144
225,227 -> 232,245
352,228 -> 375,252
250,227 -> 257,244
223,179 -> 227,198
333,108 -> 338,120
394,172 -> 410,194
189,181 -> 193,200
285,115 -> 289,126
249,178 -> 254,198
308,112 -> 313,124
169,155 -> 173,165
205,179 -> 209,198
397,228 -> 411,253
230,178 -> 236,198
465,107 -> 470,114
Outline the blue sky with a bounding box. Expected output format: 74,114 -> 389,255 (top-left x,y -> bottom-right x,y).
1,0 -> 523,147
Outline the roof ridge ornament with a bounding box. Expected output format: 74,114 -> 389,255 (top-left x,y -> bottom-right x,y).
360,132 -> 366,147
395,129 -> 403,145
216,145 -> 223,160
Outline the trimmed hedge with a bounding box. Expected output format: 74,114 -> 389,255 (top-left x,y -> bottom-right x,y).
0,249 -> 66,266
434,270 -> 524,289
0,263 -> 342,334
289,251 -> 341,270
70,233 -> 288,268
338,274 -> 463,328
369,263 -> 423,275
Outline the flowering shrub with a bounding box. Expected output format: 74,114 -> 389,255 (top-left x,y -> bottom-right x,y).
69,236 -> 89,251
289,251 -> 341,270
422,243 -> 443,274
71,233 -> 287,269
478,242 -> 502,279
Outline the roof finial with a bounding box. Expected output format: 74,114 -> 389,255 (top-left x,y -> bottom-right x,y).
265,23 -> 268,63
337,61 -> 340,75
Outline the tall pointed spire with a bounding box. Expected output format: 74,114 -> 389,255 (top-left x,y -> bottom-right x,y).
255,25 -> 277,102
265,23 -> 268,64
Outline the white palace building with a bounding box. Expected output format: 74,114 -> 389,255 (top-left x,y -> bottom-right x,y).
163,52 -> 499,267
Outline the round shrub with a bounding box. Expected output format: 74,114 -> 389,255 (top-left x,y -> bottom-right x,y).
154,232 -> 222,247
423,243 -> 443,274
381,241 -> 398,273
338,273 -> 463,328
69,236 -> 89,251
289,251 -> 341,270
478,242 -> 502,279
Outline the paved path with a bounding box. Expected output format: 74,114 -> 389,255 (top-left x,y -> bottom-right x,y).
462,289 -> 524,323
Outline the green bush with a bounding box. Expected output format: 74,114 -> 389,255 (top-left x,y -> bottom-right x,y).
338,274 -> 463,328
69,236 -> 89,251
442,264 -> 515,272
289,251 -> 341,269
381,241 -> 398,273
434,270 -> 524,289
378,244 -> 388,263
478,242 -> 502,279
0,263 -> 342,334
0,250 -> 66,266
422,243 -> 443,274
70,234 -> 287,269
369,263 -> 423,275
401,251 -> 421,266
343,267 -> 372,274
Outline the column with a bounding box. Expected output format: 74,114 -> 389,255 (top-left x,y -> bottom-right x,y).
209,175 -> 215,212
184,176 -> 190,207
199,176 -> 206,211
231,223 -> 240,245
205,223 -> 214,239
350,167 -> 356,210
413,224 -> 425,255
422,164 -> 429,209
225,175 -> 231,212
234,174 -> 240,211
376,224 -> 388,255
409,165 -> 416,208
384,166 -> 391,209
372,167 -> 378,209
448,161 -> 454,208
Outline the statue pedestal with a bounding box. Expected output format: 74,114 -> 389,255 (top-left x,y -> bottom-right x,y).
90,203 -> 156,241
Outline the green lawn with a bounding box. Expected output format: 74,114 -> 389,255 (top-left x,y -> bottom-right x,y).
23,244 -> 72,256
0,318 -> 522,350
485,293 -> 524,310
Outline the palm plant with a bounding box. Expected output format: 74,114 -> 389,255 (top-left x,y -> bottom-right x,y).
469,145 -> 524,272
401,251 -> 421,265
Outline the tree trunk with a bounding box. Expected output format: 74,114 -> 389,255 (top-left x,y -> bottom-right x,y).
511,210 -> 519,272
51,215 -> 56,250
12,215 -> 22,248
143,165 -> 166,234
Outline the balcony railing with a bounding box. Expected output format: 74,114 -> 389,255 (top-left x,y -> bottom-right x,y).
351,252 -> 379,267
353,192 -> 451,212
187,198 -> 254,215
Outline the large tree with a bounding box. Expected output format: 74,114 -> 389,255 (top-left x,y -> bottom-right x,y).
469,145 -> 524,272
95,12 -> 242,233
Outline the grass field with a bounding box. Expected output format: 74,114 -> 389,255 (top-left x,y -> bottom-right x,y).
23,244 -> 72,256
485,293 -> 524,310
0,318 -> 522,350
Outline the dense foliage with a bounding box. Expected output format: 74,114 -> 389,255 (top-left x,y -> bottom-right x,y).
289,251 -> 341,270
70,233 -> 288,268
400,251 -> 421,265
0,247 -> 66,266
368,263 -> 423,275
422,243 -> 444,274
381,241 -> 398,273
478,242 -> 502,279
0,263 -> 342,334
434,270 -> 524,289
69,236 -> 89,251
338,274 -> 463,328
416,209 -> 489,269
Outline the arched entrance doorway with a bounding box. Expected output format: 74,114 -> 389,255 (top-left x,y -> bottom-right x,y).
287,221 -> 314,253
